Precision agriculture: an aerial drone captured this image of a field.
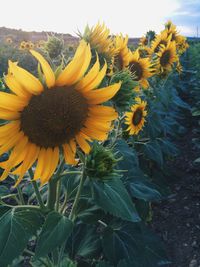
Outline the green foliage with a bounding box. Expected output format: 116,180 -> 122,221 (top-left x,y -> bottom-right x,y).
0,208 -> 42,267
35,211 -> 73,258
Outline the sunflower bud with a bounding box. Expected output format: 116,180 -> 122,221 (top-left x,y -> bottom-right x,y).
86,144 -> 119,180
110,70 -> 138,110
44,35 -> 64,59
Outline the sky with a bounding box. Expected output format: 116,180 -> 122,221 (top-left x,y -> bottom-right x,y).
0,0 -> 199,37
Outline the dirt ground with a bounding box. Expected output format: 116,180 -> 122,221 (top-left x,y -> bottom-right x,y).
152,112 -> 200,267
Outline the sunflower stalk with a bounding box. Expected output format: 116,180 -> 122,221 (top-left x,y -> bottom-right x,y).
69,161 -> 86,222
28,169 -> 46,210
16,185 -> 25,205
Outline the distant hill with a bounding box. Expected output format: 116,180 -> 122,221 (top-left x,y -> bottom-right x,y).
0,26 -> 140,46
0,27 -> 79,45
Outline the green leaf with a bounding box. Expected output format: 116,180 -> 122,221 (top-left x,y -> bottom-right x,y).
35,211 -> 73,259
66,223 -> 101,259
96,261 -> 113,267
0,208 -> 42,267
0,186 -> 9,197
144,140 -> 163,167
62,173 -> 80,200
102,222 -> 170,266
129,173 -> 161,201
60,258 -> 77,267
92,178 -> 140,222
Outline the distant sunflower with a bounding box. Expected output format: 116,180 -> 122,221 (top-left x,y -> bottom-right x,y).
19,41 -> 26,50
164,21 -> 178,42
139,36 -> 148,46
125,97 -> 147,135
6,38 -> 13,44
155,41 -> 178,73
150,30 -> 170,54
82,23 -> 116,60
128,49 -> 154,89
113,34 -> 130,71
0,40 -> 121,186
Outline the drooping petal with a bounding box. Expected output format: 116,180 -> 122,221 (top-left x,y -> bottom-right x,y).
41,147 -> 59,184
0,131 -> 23,156
75,132 -> 91,154
63,143 -> 77,165
0,136 -> 28,181
84,82 -> 121,104
30,50 -> 55,88
14,143 -> 40,187
8,61 -> 43,95
33,148 -> 46,180
81,127 -> 108,141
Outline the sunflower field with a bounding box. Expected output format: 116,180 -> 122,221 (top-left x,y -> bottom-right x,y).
0,21 -> 191,267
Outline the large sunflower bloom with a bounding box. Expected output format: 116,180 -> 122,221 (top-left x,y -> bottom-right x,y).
112,34 -> 130,70
128,49 -> 154,89
0,40 -> 121,186
150,30 -> 171,54
155,41 -> 178,74
83,23 -> 116,60
125,97 -> 147,135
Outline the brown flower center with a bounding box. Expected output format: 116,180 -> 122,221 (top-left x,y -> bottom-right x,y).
129,62 -> 143,81
20,87 -> 88,148
160,50 -> 171,67
132,108 -> 143,126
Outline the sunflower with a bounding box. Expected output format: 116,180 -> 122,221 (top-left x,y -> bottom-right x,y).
0,40 -> 121,186
128,49 -> 154,89
139,36 -> 148,46
19,41 -> 26,50
150,30 -> 171,54
112,34 -> 130,71
82,23 -> 116,60
155,41 -> 178,74
164,21 -> 178,41
6,38 -> 13,44
125,97 -> 147,135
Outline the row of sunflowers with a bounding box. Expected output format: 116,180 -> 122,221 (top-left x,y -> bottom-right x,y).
0,21 -> 189,267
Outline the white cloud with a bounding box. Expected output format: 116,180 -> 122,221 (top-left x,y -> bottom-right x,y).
0,0 -> 181,37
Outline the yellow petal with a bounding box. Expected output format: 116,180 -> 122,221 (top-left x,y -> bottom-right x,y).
75,54 -> 100,91
30,50 -> 55,88
0,136 -> 28,181
14,143 -> 39,187
84,82 -> 121,104
88,105 -> 118,120
63,143 -> 77,165
56,40 -> 89,86
33,148 -> 46,180
81,127 -> 108,141
75,132 -> 91,154
0,91 -> 28,111
41,147 -> 59,184
0,121 -> 20,138
5,74 -> 30,98
80,61 -> 107,93
8,61 -> 43,95
0,131 -> 23,156
0,108 -> 20,120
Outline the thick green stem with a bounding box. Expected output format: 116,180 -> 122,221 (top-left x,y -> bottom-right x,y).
55,180 -> 61,211
28,169 -> 45,209
16,185 -> 25,205
69,167 -> 86,221
47,179 -> 57,210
